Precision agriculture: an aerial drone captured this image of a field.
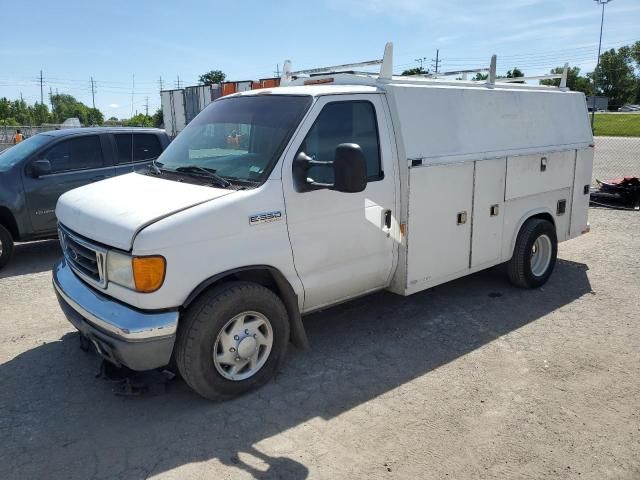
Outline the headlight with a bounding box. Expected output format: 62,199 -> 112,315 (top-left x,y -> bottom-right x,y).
106,251 -> 166,293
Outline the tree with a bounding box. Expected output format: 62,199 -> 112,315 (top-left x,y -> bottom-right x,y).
124,113 -> 154,127
108,116 -> 118,121
473,72 -> 488,81
199,70 -> 226,85
592,48 -> 635,108
152,108 -> 163,128
505,68 -> 525,83
540,66 -> 591,95
50,94 -> 104,125
401,67 -> 428,76
32,102 -> 50,125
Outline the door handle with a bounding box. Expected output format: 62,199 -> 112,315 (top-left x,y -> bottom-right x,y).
384,209 -> 392,229
456,211 -> 467,225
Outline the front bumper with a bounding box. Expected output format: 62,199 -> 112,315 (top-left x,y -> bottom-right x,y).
52,258 -> 179,371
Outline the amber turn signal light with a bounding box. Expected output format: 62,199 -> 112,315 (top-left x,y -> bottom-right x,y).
132,256 -> 166,293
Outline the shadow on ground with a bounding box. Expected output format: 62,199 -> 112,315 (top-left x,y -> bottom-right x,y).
0,260 -> 592,479
0,239 -> 60,279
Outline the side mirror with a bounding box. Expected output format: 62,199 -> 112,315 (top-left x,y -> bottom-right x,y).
292,143 -> 368,193
31,159 -> 52,178
332,143 -> 367,193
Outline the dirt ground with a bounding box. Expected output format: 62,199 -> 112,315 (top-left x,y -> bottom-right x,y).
0,205 -> 638,480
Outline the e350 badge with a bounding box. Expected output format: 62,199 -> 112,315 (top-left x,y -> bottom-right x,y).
249,211 -> 282,226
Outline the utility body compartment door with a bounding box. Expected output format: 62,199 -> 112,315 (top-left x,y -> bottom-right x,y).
407,162 -> 474,289
471,158 -> 506,268
569,147 -> 594,238
505,151 -> 574,200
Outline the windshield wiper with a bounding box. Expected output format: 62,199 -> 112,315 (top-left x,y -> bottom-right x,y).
174,165 -> 231,188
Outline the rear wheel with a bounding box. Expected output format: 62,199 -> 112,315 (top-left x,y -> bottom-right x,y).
507,218 -> 557,288
175,281 -> 289,401
0,224 -> 14,270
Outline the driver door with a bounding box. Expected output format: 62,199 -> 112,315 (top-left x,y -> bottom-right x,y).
282,94 -> 398,312
22,134 -> 114,234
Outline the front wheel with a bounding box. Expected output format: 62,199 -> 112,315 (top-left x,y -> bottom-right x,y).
0,224 -> 14,270
507,218 -> 557,288
175,281 -> 290,401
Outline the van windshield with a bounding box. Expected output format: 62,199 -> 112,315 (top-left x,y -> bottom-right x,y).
156,95 -> 312,185
0,134 -> 51,171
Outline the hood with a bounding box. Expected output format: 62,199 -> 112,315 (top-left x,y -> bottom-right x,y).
56,173 -> 233,250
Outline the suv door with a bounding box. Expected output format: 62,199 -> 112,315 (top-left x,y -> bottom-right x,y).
282,95 -> 398,311
22,134 -> 115,234
113,133 -> 163,174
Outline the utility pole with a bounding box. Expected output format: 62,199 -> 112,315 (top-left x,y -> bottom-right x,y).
144,96 -> 149,116
90,77 -> 96,109
131,74 -> 135,118
39,70 -> 44,105
20,92 -> 23,103
431,49 -> 441,74
274,64 -> 280,78
591,0 -> 611,129
158,76 -> 164,91
49,86 -> 54,113
414,57 -> 427,72
175,75 -> 182,88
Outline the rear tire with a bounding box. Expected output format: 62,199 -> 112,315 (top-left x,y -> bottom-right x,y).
0,224 -> 14,270
175,281 -> 289,401
507,218 -> 557,288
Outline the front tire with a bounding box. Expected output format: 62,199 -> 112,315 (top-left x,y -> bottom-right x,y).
507,218 -> 557,288
0,224 -> 14,270
175,281 -> 289,401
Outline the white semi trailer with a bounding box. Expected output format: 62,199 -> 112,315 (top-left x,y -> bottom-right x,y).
53,43 -> 593,400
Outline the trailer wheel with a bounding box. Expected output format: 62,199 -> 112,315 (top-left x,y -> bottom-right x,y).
0,224 -> 14,270
175,281 -> 289,401
507,218 -> 557,288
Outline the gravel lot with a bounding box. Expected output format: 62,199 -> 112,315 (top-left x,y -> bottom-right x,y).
1,207 -> 639,479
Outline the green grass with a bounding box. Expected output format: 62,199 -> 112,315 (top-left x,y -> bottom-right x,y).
593,113 -> 640,137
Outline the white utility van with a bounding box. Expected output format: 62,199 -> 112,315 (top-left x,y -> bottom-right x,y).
53,44 -> 593,400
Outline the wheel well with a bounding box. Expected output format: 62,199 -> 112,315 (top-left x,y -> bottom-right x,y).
0,207 -> 19,240
529,212 -> 555,229
183,266 -> 309,350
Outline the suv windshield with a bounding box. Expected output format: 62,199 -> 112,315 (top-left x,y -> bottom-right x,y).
0,134 -> 51,171
156,95 -> 312,185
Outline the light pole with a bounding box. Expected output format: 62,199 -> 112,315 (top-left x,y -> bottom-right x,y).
591,0 -> 612,130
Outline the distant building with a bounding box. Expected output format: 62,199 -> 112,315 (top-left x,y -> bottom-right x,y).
585,96 -> 609,112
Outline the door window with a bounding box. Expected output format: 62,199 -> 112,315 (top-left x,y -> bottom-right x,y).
114,134 -> 132,164
298,101 -> 382,184
43,136 -> 104,173
133,134 -> 162,162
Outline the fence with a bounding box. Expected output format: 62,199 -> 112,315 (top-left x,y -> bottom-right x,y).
592,110 -> 640,182
0,125 -> 66,152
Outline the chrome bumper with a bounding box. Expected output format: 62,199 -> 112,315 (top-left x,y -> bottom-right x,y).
52,258 -> 178,370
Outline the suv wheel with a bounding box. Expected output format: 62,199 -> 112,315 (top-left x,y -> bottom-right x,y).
175,281 -> 289,401
0,225 -> 14,270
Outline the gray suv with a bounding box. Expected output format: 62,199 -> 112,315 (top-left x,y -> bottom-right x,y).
0,127 -> 170,269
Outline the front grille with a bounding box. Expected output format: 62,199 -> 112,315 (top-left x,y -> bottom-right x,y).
59,225 -> 107,288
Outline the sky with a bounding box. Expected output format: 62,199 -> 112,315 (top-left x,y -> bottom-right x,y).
1,0 -> 639,120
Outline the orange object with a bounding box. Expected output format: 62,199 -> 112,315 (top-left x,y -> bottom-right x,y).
132,256 -> 166,293
221,83 -> 236,96
261,78 -> 280,88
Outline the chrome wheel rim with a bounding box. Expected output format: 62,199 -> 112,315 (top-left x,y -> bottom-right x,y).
530,234 -> 552,277
213,311 -> 273,381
